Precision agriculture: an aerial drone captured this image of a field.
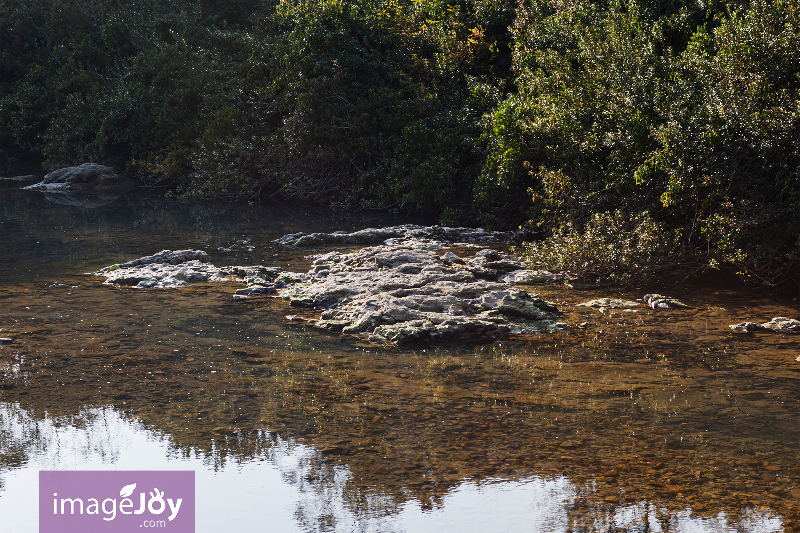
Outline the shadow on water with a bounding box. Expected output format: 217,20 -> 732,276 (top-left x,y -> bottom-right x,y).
1,185 -> 799,531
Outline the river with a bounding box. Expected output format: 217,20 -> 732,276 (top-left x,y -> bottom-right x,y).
1,182 -> 799,532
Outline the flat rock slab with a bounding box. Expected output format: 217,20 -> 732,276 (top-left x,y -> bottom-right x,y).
96,250 -> 232,289
95,250 -> 286,290
730,317 -> 800,333
277,245 -> 568,345
642,294 -> 688,309
274,224 -> 511,249
578,298 -> 641,310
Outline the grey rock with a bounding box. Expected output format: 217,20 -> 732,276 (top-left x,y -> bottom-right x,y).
730,317 -> 800,333
763,317 -> 800,331
642,294 -> 688,309
729,322 -> 767,332
235,285 -> 276,296
474,249 -> 501,260
441,251 -> 465,264
110,250 -> 210,269
277,245 -> 566,345
24,163 -> 135,193
221,265 -> 284,282
95,250 -> 227,289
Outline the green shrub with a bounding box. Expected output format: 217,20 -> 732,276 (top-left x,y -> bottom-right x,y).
517,210 -> 680,283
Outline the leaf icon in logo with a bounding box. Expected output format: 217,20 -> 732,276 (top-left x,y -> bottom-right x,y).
120,483 -> 137,498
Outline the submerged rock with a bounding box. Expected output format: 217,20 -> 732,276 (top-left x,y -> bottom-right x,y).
642,294 -> 688,309
274,224 -> 511,249
730,317 -> 800,333
41,190 -> 123,208
277,245 -> 567,344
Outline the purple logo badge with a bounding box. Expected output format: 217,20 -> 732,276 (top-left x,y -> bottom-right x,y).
39,471 -> 195,533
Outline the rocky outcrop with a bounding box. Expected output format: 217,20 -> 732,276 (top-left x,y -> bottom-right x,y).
729,317 -> 800,333
92,244 -> 570,344
274,225 -> 511,250
277,245 -> 567,344
23,163 -> 135,193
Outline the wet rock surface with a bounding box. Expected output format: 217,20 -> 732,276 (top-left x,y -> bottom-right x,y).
95,251 -> 288,290
730,316 -> 800,333
95,250 -> 228,288
277,245 -> 567,344
578,298 -> 642,311
273,224 -> 511,249
642,294 -> 689,309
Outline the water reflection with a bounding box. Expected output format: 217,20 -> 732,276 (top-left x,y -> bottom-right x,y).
0,403 -> 785,532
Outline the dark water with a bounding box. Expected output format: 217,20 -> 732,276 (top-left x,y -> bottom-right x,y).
1,183 -> 799,532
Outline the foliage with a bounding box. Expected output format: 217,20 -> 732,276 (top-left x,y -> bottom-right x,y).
0,0 -> 798,281
517,210 -> 680,283
482,0 -> 799,282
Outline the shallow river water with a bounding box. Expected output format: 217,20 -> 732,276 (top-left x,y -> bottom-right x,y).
1,183 -> 799,532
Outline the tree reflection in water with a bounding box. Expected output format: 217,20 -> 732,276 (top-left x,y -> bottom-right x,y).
0,404 -> 786,532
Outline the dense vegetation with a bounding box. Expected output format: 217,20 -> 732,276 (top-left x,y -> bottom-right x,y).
1,0 -> 798,281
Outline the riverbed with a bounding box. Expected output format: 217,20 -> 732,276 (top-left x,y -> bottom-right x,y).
1,183 -> 799,532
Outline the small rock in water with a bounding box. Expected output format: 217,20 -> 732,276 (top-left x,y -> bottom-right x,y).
730,317 -> 800,333
234,285 -> 276,296
762,317 -> 800,331
642,294 -> 688,309
728,322 -> 767,333
578,298 -> 641,310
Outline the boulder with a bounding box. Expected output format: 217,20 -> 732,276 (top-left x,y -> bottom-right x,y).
23,163 -> 135,193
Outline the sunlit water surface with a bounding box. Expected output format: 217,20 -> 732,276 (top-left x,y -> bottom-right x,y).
1,184 -> 798,532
